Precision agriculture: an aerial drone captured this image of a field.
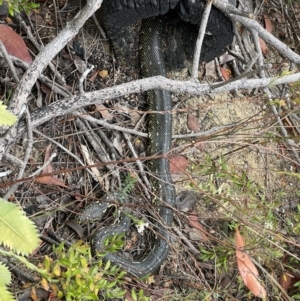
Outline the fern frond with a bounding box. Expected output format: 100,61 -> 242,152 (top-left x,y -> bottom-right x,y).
0,285 -> 15,301
121,174 -> 137,197
0,199 -> 40,255
0,262 -> 11,286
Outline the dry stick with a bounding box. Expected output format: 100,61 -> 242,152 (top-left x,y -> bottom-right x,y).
35,80 -> 43,107
172,226 -> 200,254
9,55 -> 71,97
79,65 -> 94,94
74,117 -> 112,167
8,0 -> 103,116
15,14 -> 65,85
253,28 -> 300,167
0,41 -> 19,83
92,128 -> 121,160
3,72 -> 300,162
78,113 -> 148,137
77,111 -> 238,139
211,67 -> 267,89
33,129 -> 97,180
0,0 -> 103,161
250,257 -> 293,301
92,14 -> 107,39
191,0 -> 212,80
233,26 -> 248,61
226,0 -> 300,168
241,24 -> 257,59
30,153 -> 57,179
244,53 -> 259,73
249,29 -> 265,78
175,124 -> 238,138
2,153 -> 23,168
228,13 -> 300,64
3,107 -> 33,200
0,154 -> 166,189
0,170 -> 12,178
75,115 -> 122,187
123,132 -> 151,199
2,0 -> 300,159
1,258 -> 39,283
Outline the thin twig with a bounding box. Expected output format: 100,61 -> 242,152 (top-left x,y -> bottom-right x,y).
3,106 -> 33,199
9,0 -> 104,116
191,0 -> 212,80
29,153 -> 57,178
173,226 -> 200,254
33,129 -> 97,179
15,13 -> 66,85
2,153 -> 23,167
0,170 -> 12,178
0,41 -> 19,83
79,65 -> 94,94
123,132 -> 151,199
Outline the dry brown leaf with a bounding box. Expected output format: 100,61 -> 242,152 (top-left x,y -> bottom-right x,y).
220,66 -> 230,81
35,144 -> 68,188
30,7 -> 49,25
35,175 -> 69,188
236,228 -> 266,298
0,24 -> 32,63
259,15 -> 272,55
80,144 -> 105,186
124,290 -> 135,301
187,114 -> 206,150
259,38 -> 268,55
40,84 -> 51,95
40,278 -> 50,291
74,57 -> 87,74
42,144 -> 53,174
169,155 -> 188,174
263,15 -> 272,33
188,210 -> 209,241
279,272 -> 300,291
89,70 -> 99,82
30,287 -> 51,301
95,104 -> 113,121
30,287 -> 38,301
187,114 -> 200,132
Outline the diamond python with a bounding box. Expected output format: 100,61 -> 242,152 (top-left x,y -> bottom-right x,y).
79,0 -> 233,277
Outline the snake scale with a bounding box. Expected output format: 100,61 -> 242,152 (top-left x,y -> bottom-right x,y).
78,0 -> 233,277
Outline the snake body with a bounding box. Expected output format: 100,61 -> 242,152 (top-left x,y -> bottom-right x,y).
80,17 -> 175,277
80,0 -> 233,277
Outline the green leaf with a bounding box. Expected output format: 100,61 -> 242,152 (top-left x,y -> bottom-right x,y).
0,285 -> 15,301
0,262 -> 11,286
131,289 -> 137,301
0,102 -> 17,126
0,199 -> 40,255
104,260 -> 111,271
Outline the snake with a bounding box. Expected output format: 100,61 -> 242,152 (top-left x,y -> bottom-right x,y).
78,0 -> 233,277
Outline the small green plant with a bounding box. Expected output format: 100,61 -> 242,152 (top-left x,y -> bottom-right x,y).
0,198 -> 40,301
0,0 -> 39,16
42,238 -> 149,301
121,173 -> 138,197
199,245 -> 234,272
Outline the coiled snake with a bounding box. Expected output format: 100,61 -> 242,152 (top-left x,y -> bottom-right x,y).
79,0 -> 233,277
